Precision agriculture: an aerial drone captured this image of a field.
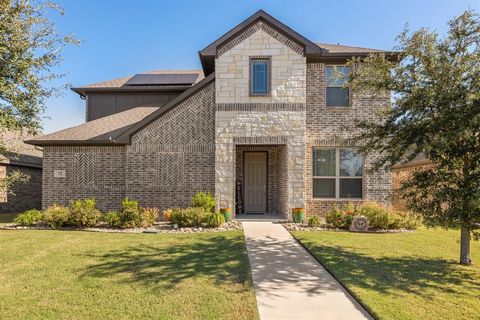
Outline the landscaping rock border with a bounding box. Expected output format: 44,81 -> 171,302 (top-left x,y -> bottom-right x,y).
0,220 -> 243,234
282,222 -> 415,233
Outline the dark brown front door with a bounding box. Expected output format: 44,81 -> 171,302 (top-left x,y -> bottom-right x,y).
244,152 -> 267,213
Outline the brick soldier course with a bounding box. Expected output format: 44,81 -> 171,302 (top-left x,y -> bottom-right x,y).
28,10 -> 396,218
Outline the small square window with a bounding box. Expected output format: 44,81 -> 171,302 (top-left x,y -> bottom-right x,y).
250,58 -> 270,96
326,66 -> 350,107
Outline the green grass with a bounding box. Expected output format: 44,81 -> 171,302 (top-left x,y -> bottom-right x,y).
0,230 -> 258,320
0,212 -> 19,224
292,228 -> 480,320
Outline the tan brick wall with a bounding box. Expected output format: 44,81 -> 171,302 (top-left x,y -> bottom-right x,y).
305,62 -> 392,216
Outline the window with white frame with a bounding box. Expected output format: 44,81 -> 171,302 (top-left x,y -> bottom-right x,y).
312,148 -> 363,199
326,65 -> 350,107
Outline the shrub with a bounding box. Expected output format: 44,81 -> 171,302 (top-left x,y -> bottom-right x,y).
170,207 -> 207,227
103,211 -> 121,228
308,215 -> 322,227
118,198 -> 141,228
69,198 -> 102,227
191,192 -> 215,213
14,209 -> 43,226
393,210 -> 422,230
325,206 -> 352,229
162,209 -> 175,222
206,212 -> 225,228
140,207 -> 159,227
356,202 -> 391,229
43,205 -> 70,228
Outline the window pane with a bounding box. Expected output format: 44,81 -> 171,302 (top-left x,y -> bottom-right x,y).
313,179 -> 336,198
326,66 -> 350,86
326,87 -> 349,106
340,149 -> 363,176
313,149 -> 336,176
252,60 -> 268,94
340,179 -> 363,198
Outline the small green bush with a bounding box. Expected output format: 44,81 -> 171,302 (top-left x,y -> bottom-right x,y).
140,207 -> 159,227
325,206 -> 353,229
69,198 -> 102,227
103,211 -> 121,228
206,212 -> 225,228
191,192 -> 215,213
43,205 -> 70,228
170,207 -> 207,227
118,198 -> 141,228
356,202 -> 391,229
14,209 -> 43,226
307,215 -> 322,227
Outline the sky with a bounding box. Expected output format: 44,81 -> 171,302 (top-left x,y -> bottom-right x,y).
42,0 -> 480,133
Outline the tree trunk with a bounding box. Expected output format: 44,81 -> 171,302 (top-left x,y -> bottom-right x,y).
460,226 -> 471,265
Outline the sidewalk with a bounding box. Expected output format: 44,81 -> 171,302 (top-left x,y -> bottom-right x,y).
242,221 -> 373,320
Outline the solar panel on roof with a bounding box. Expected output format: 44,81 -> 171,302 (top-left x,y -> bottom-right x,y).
124,73 -> 198,86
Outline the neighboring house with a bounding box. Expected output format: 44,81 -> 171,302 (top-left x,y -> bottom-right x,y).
391,154 -> 432,210
1,132 -> 43,213
27,10 -> 397,219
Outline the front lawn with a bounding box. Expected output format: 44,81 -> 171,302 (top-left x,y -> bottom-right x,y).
292,228 -> 480,320
0,230 -> 258,320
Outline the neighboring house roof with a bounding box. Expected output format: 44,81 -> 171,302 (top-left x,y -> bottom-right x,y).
1,131 -> 42,168
72,69 -> 205,96
26,106 -> 159,146
392,153 -> 432,169
0,152 -> 42,168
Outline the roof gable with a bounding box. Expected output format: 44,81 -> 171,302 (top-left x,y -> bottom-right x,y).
201,10 -> 322,56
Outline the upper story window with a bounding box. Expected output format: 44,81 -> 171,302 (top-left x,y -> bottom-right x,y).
250,57 -> 271,96
326,65 -> 350,107
313,147 -> 363,199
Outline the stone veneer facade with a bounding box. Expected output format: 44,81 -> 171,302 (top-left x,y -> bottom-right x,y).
215,22 -> 306,218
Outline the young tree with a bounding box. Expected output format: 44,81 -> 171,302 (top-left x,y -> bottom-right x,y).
0,0 -> 79,193
348,10 -> 480,265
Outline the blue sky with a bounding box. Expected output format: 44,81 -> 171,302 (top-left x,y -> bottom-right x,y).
43,0 -> 480,133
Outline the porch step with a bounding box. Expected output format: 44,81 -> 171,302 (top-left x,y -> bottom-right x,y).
236,214 -> 287,222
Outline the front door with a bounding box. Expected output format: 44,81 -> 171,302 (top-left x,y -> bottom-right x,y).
244,152 -> 267,213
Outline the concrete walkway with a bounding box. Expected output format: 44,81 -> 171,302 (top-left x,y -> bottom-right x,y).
242,221 -> 373,320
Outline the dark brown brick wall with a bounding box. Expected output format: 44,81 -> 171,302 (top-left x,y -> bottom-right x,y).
0,164 -> 42,213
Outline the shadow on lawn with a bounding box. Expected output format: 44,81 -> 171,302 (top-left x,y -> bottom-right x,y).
80,234 -> 252,291
298,239 -> 480,296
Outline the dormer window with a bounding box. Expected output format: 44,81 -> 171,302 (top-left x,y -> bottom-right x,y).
326,65 -> 350,107
250,57 -> 271,96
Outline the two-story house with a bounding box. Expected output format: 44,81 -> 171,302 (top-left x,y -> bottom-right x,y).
27,10 -> 396,219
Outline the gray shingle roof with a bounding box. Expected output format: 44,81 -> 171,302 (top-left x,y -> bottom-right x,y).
26,106 -> 159,145
316,43 -> 387,54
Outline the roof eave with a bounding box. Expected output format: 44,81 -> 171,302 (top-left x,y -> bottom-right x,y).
24,139 -> 124,147
71,85 -> 192,96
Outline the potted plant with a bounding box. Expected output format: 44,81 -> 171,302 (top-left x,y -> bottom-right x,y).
292,208 -> 305,223
220,207 -> 233,222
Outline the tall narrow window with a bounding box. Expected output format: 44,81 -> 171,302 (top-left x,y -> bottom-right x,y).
326,65 -> 350,107
313,147 -> 363,199
250,57 -> 270,96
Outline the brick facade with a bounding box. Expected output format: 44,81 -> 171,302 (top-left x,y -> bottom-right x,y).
0,164 -> 42,213
42,83 -> 216,212
305,63 -> 392,216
